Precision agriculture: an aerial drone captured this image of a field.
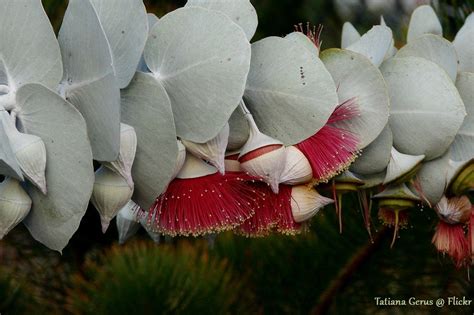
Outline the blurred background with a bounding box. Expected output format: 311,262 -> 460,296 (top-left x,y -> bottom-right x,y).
1,0 -> 473,314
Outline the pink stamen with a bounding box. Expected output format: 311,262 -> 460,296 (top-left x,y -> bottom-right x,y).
296,98 -> 360,183
236,183 -> 302,237
294,22 -> 323,50
237,182 -> 278,237
432,221 -> 469,268
412,176 -> 432,208
149,172 -> 258,236
274,185 -> 302,235
468,207 -> 474,265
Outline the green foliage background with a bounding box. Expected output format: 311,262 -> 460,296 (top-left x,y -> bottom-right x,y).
1,1 -> 473,314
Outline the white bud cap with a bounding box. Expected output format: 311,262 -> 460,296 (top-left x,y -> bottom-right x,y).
182,123 -> 229,175
0,178 -> 32,239
291,186 -> 333,223
91,166 -> 134,233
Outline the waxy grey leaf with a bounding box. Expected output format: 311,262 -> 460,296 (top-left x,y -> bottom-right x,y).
90,0 -> 148,88
0,110 -> 23,180
0,0 -> 62,90
227,104 -> 249,151
396,34 -> 458,82
350,124 -> 393,175
121,72 -> 178,210
451,72 -> 474,161
321,48 -> 390,149
407,5 -> 442,42
346,25 -> 392,67
381,57 -> 465,160
15,83 -> 94,252
244,36 -> 338,145
144,7 -> 251,143
453,13 -> 474,73
58,0 -> 120,162
341,22 -> 361,49
185,0 -> 258,40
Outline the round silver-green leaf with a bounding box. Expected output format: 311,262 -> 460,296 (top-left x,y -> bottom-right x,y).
244,36 -> 338,145
381,57 -> 465,160
144,7 -> 251,143
321,48 -> 390,149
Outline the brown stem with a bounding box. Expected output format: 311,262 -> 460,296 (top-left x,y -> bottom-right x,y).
390,210 -> 399,248
310,226 -> 390,315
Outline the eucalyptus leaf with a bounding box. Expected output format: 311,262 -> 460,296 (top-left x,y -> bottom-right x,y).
350,124 -> 392,175
0,0 -> 62,100
121,72 -> 178,210
321,48 -> 390,149
380,57 -> 465,160
147,13 -> 159,27
453,12 -> 474,73
90,0 -> 148,88
244,36 -> 338,145
396,34 -> 458,82
137,13 -> 160,73
144,7 -> 251,143
406,5 -> 442,43
451,72 -> 474,161
357,170 -> 386,189
285,32 -> 319,56
346,25 -> 392,67
0,111 -> 23,180
341,22 -> 361,49
58,0 -> 120,162
227,104 -> 249,151
416,152 -> 449,206
15,83 -> 94,252
185,0 -> 258,41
